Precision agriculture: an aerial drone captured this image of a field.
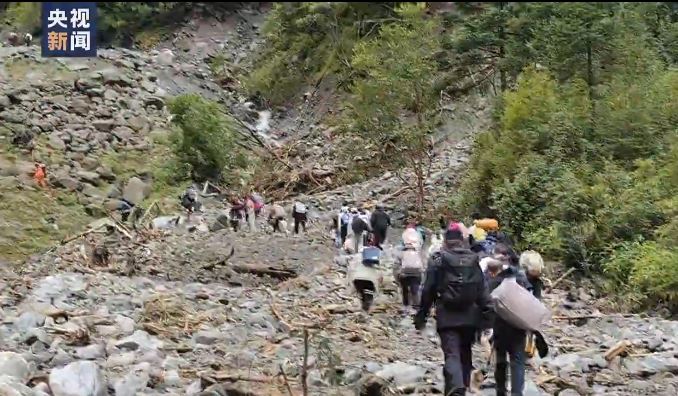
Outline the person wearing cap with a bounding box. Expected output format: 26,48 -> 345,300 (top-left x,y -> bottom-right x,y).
414,226 -> 494,396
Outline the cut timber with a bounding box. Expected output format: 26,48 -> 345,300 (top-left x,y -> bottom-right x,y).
231,263 -> 297,280
604,340 -> 632,361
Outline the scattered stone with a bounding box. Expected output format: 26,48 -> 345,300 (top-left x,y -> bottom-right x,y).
115,330 -> 163,352
376,362 -> 426,387
92,119 -> 116,132
76,171 -> 101,186
75,344 -> 106,360
49,361 -> 106,396
0,352 -> 29,381
113,363 -> 150,396
15,311 -> 46,331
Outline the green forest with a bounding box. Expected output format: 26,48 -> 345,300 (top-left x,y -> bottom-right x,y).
244,2 -> 677,310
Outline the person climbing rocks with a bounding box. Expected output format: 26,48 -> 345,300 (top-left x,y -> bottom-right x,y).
24,33 -> 32,46
414,226 -> 494,396
292,200 -> 308,235
487,243 -> 533,396
180,186 -> 201,219
268,203 -> 288,234
33,163 -> 47,188
117,199 -> 135,223
394,223 -> 425,313
370,204 -> 391,250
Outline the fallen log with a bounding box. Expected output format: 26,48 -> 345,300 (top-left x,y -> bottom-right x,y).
231,263 -> 297,280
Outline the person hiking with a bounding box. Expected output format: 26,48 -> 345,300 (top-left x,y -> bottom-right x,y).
487,243 -> 533,396
414,226 -> 494,396
33,163 -> 47,188
117,198 -> 135,223
350,246 -> 383,312
180,187 -> 201,219
229,197 -> 246,232
268,203 -> 288,234
370,204 -> 391,250
338,204 -> 350,245
24,33 -> 32,46
292,201 -> 308,234
245,195 -> 257,232
519,249 -> 547,361
351,208 -> 370,253
394,224 -> 425,313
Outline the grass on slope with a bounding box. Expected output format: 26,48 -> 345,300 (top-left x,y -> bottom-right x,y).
0,187 -> 90,265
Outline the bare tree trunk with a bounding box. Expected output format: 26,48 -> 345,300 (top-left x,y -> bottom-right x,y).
498,2 -> 507,92
302,328 -> 309,396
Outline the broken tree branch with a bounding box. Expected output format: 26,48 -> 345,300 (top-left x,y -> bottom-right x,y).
302,328 -> 309,396
604,340 -> 632,361
279,364 -> 295,396
549,267 -> 577,290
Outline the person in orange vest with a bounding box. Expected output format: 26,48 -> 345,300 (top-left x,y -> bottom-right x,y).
33,163 -> 47,188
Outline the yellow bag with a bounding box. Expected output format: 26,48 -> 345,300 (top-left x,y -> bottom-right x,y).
475,218 -> 499,231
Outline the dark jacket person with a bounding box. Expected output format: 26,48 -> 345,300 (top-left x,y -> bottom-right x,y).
414,227 -> 494,396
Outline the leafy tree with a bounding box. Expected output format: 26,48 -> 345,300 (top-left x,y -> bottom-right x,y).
168,94 -> 248,184
347,3 -> 439,215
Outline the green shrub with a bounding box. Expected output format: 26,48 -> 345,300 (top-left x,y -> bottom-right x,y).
5,2 -> 41,34
604,241 -> 678,310
168,94 -> 248,183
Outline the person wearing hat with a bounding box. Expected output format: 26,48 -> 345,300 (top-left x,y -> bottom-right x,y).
414,225 -> 493,396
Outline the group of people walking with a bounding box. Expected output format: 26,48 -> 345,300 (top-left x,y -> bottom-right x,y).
342,208 -> 547,396
334,202 -> 392,252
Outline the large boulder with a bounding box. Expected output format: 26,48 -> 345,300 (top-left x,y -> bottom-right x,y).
0,95 -> 10,109
76,171 -> 101,186
49,361 -> 106,396
0,374 -> 35,396
92,119 -> 116,132
112,126 -> 134,142
54,176 -> 81,191
122,177 -> 151,205
0,352 -> 30,381
113,363 -> 150,396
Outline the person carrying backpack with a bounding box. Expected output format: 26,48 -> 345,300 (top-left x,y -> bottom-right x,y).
351,208 -> 370,253
351,247 -> 383,312
338,205 -> 351,245
487,243 -> 533,396
292,201 -> 308,234
370,204 -> 391,249
414,226 -> 494,396
395,225 -> 425,312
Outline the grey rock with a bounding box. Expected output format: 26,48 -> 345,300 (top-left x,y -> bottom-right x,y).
343,368 -> 362,385
81,157 -> 99,171
0,352 -> 29,381
376,361 -> 426,387
48,134 -> 67,150
82,184 -> 105,198
51,349 -> 74,367
75,344 -> 106,360
365,362 -> 382,373
143,96 -> 164,109
102,69 -> 134,87
76,171 -> 101,186
0,111 -> 26,123
115,330 -> 163,352
624,356 -> 678,377
49,361 -> 106,396
105,353 -> 136,368
122,177 -> 151,206
0,374 -> 35,396
559,390 -> 581,396
548,353 -> 589,374
96,166 -> 116,182
103,89 -> 118,101
112,126 -> 134,142
163,370 -> 182,387
21,328 -> 52,346
193,330 -> 222,345
15,312 -> 46,331
70,98 -> 90,116
127,116 -> 148,132
115,316 -> 135,335
92,119 -> 116,132
0,95 -> 10,109
54,176 -> 81,191
113,362 -> 150,396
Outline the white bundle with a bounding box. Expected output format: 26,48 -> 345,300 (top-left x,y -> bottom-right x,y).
519,250 -> 544,275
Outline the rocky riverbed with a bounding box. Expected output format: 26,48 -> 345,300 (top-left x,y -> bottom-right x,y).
2,203 -> 678,396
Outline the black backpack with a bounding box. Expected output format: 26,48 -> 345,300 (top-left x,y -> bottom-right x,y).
352,216 -> 368,234
434,250 -> 484,310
